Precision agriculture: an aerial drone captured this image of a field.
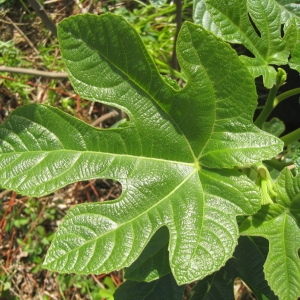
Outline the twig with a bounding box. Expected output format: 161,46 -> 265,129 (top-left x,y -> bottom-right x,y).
0,189 -> 11,199
0,279 -> 21,298
5,16 -> 39,55
27,0 -> 57,36
91,274 -> 106,289
0,66 -> 68,79
91,110 -> 119,127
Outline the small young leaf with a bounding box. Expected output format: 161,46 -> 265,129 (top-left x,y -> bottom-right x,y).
205,0 -> 298,88
262,118 -> 285,137
240,169 -> 300,300
0,14 -> 283,284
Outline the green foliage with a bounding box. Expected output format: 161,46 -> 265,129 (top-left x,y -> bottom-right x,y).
240,169 -> 300,300
190,236 -> 278,300
0,0 -> 300,299
0,12 -> 282,283
148,0 -> 168,9
194,0 -> 298,88
0,40 -> 20,67
114,273 -> 185,300
262,118 -> 286,137
276,0 -> 300,22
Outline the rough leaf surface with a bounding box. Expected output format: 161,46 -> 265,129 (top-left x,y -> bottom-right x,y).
205,0 -> 298,88
0,14 -> 283,284
193,0 -> 222,37
124,227 -> 171,282
276,0 -> 300,23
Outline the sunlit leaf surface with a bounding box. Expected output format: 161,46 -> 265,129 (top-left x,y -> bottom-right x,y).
0,14 -> 283,284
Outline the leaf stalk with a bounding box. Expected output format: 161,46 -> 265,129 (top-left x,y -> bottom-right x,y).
274,87 -> 300,107
254,68 -> 286,128
254,84 -> 279,128
280,128 -> 300,146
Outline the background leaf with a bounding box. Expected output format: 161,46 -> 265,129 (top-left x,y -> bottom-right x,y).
205,0 -> 298,88
276,0 -> 300,23
114,273 -> 185,300
193,0 -> 222,37
148,0 -> 167,8
191,236 -> 278,300
0,14 -> 283,285
240,169 -> 300,300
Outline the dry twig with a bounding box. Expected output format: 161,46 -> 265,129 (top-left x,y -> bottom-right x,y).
5,16 -> 39,54
91,110 -> 119,127
0,66 -> 68,79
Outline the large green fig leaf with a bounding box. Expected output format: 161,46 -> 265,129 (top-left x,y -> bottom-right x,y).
0,14 -> 283,284
204,0 -> 298,88
240,169 -> 300,300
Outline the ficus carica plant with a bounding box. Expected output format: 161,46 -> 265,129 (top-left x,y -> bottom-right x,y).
0,0 -> 300,299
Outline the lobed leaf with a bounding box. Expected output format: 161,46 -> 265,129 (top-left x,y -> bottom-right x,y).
204,0 -> 298,88
240,169 -> 300,300
0,14 -> 283,284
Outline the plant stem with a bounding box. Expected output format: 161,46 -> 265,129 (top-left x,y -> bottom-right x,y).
274,87 -> 300,106
254,84 -> 279,128
171,0 -> 182,71
280,128 -> 300,146
264,159 -> 291,172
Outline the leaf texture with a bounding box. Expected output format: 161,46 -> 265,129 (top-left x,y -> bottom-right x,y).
124,227 -> 171,282
205,0 -> 298,88
276,0 -> 300,23
193,0 -> 222,37
0,14 -> 283,284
